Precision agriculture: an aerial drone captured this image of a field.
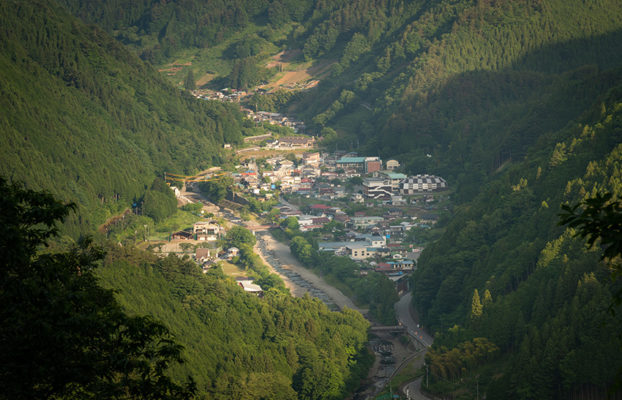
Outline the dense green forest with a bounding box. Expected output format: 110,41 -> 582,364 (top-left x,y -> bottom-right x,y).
5,0 -> 622,398
0,0 -> 250,235
0,177 -> 371,399
98,245 -> 371,399
59,0 -> 622,199
0,178 -> 196,399
414,78 -> 622,398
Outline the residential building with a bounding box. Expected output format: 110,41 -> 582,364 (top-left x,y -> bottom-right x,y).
351,216 -> 385,229
399,174 -> 447,193
224,247 -> 240,259
364,157 -> 382,173
318,241 -> 354,253
302,152 -> 321,165
354,233 -> 387,247
346,243 -> 377,260
171,230 -> 193,240
278,136 -> 315,148
236,278 -> 263,296
386,159 -> 400,171
388,195 -> 406,206
362,177 -> 393,200
193,221 -> 222,241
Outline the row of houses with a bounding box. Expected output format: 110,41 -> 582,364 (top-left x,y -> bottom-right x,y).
265,136 -> 315,149
243,110 -> 306,133
318,234 -> 418,271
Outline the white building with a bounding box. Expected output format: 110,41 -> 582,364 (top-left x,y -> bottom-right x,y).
399,174 -> 447,194
193,221 -> 222,241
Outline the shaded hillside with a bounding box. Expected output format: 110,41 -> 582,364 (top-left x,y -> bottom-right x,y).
287,0 -> 622,192
0,0 -> 248,235
58,0 -> 318,63
413,75 -> 622,398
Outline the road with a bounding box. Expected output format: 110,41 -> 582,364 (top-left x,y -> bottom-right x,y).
395,292 -> 434,400
395,292 -> 434,348
403,378 -> 428,400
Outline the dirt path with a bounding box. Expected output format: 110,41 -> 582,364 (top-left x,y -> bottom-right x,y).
256,232 -> 367,314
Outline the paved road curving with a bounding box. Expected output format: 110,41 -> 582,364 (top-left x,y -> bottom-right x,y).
395,292 -> 435,399
396,292 -> 434,347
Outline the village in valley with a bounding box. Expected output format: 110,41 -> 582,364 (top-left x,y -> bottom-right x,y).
158,130 -> 450,297
147,67 -> 451,298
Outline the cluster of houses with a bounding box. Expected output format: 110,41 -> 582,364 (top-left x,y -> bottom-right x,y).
277,201 -> 430,278
243,110 -> 306,133
230,150 -> 447,205
169,220 -> 238,266
168,220 -> 266,295
193,87 -> 307,132
194,88 -> 247,102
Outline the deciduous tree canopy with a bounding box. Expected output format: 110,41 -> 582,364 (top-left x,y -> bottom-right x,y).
0,177 -> 195,399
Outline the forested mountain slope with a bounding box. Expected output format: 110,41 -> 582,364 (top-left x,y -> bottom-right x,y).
0,175 -> 371,399
414,76 -> 622,398
289,0 -> 622,197
60,0 -> 622,201
7,0 -> 622,397
98,246 -> 370,399
0,0 -> 248,235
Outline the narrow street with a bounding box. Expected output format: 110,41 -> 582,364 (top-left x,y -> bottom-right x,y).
395,293 -> 434,348
394,292 -> 434,400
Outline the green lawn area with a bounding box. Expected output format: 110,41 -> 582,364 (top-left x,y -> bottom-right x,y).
151,209 -> 207,239
219,261 -> 247,278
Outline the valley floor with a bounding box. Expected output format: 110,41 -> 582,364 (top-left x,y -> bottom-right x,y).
254,230 -> 366,313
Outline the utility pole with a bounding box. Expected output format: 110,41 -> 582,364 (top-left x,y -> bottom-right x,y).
426,364 -> 429,388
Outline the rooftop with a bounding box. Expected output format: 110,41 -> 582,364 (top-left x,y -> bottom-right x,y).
310,204 -> 331,209
385,172 -> 408,180
337,157 -> 366,163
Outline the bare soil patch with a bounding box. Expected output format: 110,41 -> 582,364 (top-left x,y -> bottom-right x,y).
262,50 -> 333,92
196,73 -> 215,87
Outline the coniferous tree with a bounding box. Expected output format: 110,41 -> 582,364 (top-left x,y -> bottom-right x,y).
184,69 -> 196,90
482,289 -> 493,308
470,289 -> 483,321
